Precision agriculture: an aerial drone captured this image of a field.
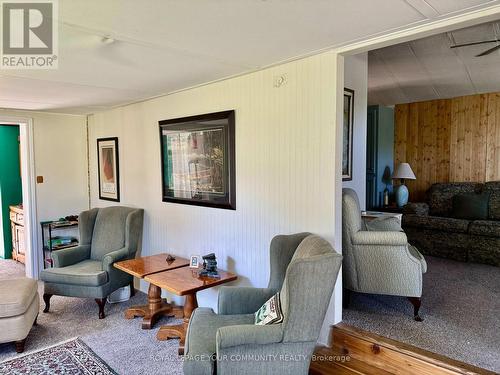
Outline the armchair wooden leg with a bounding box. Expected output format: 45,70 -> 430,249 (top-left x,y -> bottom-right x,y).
15,339 -> 26,353
95,298 -> 107,319
407,297 -> 423,322
43,294 -> 52,313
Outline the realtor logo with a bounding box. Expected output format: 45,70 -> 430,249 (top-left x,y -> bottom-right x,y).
1,0 -> 58,69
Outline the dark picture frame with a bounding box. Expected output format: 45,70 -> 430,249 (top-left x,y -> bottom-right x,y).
159,110 -> 236,210
343,88 -> 354,181
97,137 -> 120,202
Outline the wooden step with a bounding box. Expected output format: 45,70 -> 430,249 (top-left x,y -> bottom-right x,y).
328,323 -> 496,375
310,345 -> 393,375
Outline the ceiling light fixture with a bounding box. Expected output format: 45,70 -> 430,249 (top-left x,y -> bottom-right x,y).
101,36 -> 115,45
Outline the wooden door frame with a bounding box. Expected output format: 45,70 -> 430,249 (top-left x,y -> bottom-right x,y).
0,116 -> 40,279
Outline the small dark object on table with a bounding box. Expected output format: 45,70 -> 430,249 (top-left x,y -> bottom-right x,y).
165,254 -> 176,262
198,253 -> 220,278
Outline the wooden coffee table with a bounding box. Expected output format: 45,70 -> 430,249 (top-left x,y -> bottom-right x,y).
145,267 -> 237,354
114,253 -> 189,329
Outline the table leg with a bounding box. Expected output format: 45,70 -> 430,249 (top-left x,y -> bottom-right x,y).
124,283 -> 180,329
157,292 -> 198,355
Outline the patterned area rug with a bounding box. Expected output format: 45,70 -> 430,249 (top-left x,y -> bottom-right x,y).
0,338 -> 116,374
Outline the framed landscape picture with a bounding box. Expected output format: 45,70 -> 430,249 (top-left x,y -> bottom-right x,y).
343,88 -> 354,181
159,110 -> 236,209
97,137 -> 120,201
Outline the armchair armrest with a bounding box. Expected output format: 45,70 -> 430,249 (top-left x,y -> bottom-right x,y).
51,245 -> 90,268
352,231 -> 407,246
216,324 -> 283,350
403,202 -> 429,216
218,287 -> 275,315
102,247 -> 129,271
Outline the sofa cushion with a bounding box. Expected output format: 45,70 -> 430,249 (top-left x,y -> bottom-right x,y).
469,220 -> 500,237
0,278 -> 38,318
403,202 -> 429,216
403,214 -> 470,233
40,259 -> 108,287
451,192 -> 490,220
428,183 -> 482,217
482,181 -> 500,220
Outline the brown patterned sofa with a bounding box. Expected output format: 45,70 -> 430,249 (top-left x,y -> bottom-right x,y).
402,182 -> 500,267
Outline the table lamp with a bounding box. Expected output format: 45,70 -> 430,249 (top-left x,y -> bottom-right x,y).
392,163 -> 416,207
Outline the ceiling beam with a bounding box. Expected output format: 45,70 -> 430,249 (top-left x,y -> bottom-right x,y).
404,0 -> 440,19
336,4 -> 500,55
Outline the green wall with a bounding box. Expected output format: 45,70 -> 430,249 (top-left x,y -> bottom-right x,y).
0,125 -> 23,259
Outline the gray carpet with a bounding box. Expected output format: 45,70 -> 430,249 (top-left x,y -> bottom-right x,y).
3,257 -> 498,373
0,259 -> 183,374
0,259 -> 25,278
343,256 -> 500,373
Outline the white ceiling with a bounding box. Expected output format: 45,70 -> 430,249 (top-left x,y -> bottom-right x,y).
1,0 -> 499,114
368,20 -> 500,105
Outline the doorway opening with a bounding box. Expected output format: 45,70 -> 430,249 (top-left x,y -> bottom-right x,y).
337,13 -> 500,373
0,116 -> 39,280
0,124 -> 24,276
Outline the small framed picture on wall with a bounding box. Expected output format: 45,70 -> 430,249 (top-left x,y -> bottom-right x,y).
97,137 -> 120,202
343,88 -> 354,181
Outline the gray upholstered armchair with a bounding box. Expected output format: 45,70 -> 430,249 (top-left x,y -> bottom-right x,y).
342,188 -> 426,320
183,233 -> 343,375
40,206 -> 144,319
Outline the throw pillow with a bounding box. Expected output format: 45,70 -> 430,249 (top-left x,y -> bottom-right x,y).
254,293 -> 284,325
451,192 -> 490,220
365,217 -> 403,232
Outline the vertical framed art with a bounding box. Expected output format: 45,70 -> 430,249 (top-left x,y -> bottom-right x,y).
97,137 -> 120,202
343,88 -> 354,181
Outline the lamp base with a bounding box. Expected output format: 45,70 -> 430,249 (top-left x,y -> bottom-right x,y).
396,184 -> 409,208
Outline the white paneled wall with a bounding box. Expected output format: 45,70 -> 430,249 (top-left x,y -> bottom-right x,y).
88,51 -> 341,343
343,53 -> 368,209
31,113 -> 89,221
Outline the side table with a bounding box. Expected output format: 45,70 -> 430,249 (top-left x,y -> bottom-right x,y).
114,253 -> 189,329
145,267 -> 237,354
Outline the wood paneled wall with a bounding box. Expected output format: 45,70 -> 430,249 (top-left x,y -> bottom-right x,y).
395,92 -> 500,201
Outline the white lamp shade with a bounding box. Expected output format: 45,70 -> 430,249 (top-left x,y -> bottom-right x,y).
393,163 -> 416,180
